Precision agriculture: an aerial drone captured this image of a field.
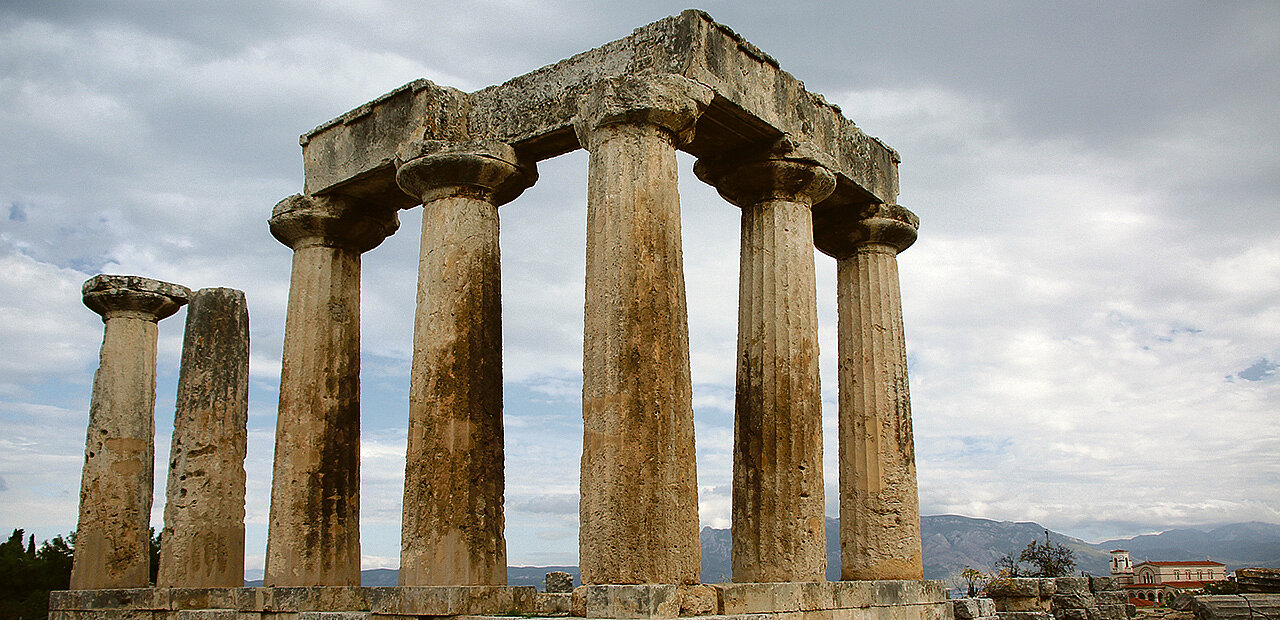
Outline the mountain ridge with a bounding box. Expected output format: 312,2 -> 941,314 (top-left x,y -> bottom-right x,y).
244,516 -> 1280,586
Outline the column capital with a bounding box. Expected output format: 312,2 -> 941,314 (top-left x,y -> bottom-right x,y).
573,74 -> 715,149
269,193 -> 400,252
395,140 -> 537,207
694,136 -> 837,208
821,204 -> 919,259
83,274 -> 190,322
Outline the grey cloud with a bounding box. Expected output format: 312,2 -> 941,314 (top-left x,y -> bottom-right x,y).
1238,358 -> 1278,382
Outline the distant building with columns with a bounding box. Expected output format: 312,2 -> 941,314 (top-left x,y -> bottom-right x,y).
1110,549 -> 1226,604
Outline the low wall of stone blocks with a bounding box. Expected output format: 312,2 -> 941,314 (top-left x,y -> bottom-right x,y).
50,580 -> 952,620
982,577 -> 1129,620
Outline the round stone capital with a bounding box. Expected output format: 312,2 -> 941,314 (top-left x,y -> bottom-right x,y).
395,140 -> 538,207
268,193 -> 400,252
83,274 -> 190,322
572,74 -> 715,149
821,204 -> 919,259
694,137 -> 837,208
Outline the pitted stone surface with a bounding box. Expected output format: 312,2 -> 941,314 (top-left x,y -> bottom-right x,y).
269,193 -> 400,252
72,275 -> 188,590
576,74 -> 708,586
817,202 -> 918,259
82,274 -> 190,321
696,140 -> 834,583
396,146 -> 529,586
573,74 -> 714,148
265,195 -> 398,587
547,571 -> 575,593
836,205 -> 923,581
158,288 -> 249,588
396,139 -> 537,207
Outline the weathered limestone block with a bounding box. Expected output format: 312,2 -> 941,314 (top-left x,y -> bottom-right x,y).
166,586 -> 238,610
824,204 -> 922,581
999,613 -> 1054,620
573,74 -> 712,586
158,287 -> 249,588
535,591 -> 573,614
831,581 -> 875,608
695,137 -> 835,583
1087,577 -> 1117,593
678,585 -> 717,616
1236,568 -> 1280,593
546,571 -> 575,593
72,275 -> 190,590
953,597 -> 999,620
394,141 -> 536,586
264,194 -> 399,587
712,582 -> 803,614
583,584 -> 680,619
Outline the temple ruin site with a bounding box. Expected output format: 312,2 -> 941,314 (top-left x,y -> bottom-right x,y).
57,10 -> 954,620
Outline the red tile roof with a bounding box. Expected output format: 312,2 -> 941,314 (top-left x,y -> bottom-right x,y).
1136,560 -> 1225,567
1162,581 -> 1212,588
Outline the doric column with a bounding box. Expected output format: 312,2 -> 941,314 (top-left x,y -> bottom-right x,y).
572,74 -> 713,585
827,204 -> 923,580
394,140 -> 536,586
694,138 -> 836,583
71,275 -> 189,590
264,193 -> 398,587
157,287 -> 249,588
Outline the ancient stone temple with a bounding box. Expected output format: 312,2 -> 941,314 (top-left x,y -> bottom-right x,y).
54,10 -> 936,620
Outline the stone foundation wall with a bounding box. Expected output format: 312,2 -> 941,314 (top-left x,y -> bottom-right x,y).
51,581 -> 952,620
983,577 -> 1130,620
1189,594 -> 1280,620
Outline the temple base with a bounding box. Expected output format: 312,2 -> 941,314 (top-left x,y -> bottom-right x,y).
51,580 -> 950,620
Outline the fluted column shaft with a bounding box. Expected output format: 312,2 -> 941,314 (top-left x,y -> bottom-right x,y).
573,75 -> 713,585
158,287 -> 249,588
395,141 -> 536,586
264,194 -> 398,587
694,141 -> 835,582
832,204 -> 923,580
72,275 -> 189,590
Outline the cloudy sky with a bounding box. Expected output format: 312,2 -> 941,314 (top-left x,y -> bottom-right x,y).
2,1 -> 1278,575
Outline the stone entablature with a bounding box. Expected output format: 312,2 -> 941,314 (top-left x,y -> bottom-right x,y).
299,10 -> 898,215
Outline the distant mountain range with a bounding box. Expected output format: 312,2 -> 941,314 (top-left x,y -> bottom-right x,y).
245,516 -> 1280,586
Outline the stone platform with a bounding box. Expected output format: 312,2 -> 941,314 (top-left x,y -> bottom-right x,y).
51,581 -> 950,620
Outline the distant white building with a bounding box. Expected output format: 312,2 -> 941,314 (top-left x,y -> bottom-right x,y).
1109,549 -> 1226,604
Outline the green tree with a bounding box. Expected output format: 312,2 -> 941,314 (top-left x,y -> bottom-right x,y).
1019,530 -> 1076,578
994,551 -> 1022,577
0,528 -> 76,620
961,566 -> 988,597
150,527 -> 161,584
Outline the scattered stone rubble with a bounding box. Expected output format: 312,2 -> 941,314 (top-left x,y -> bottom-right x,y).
958,577 -> 1133,620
